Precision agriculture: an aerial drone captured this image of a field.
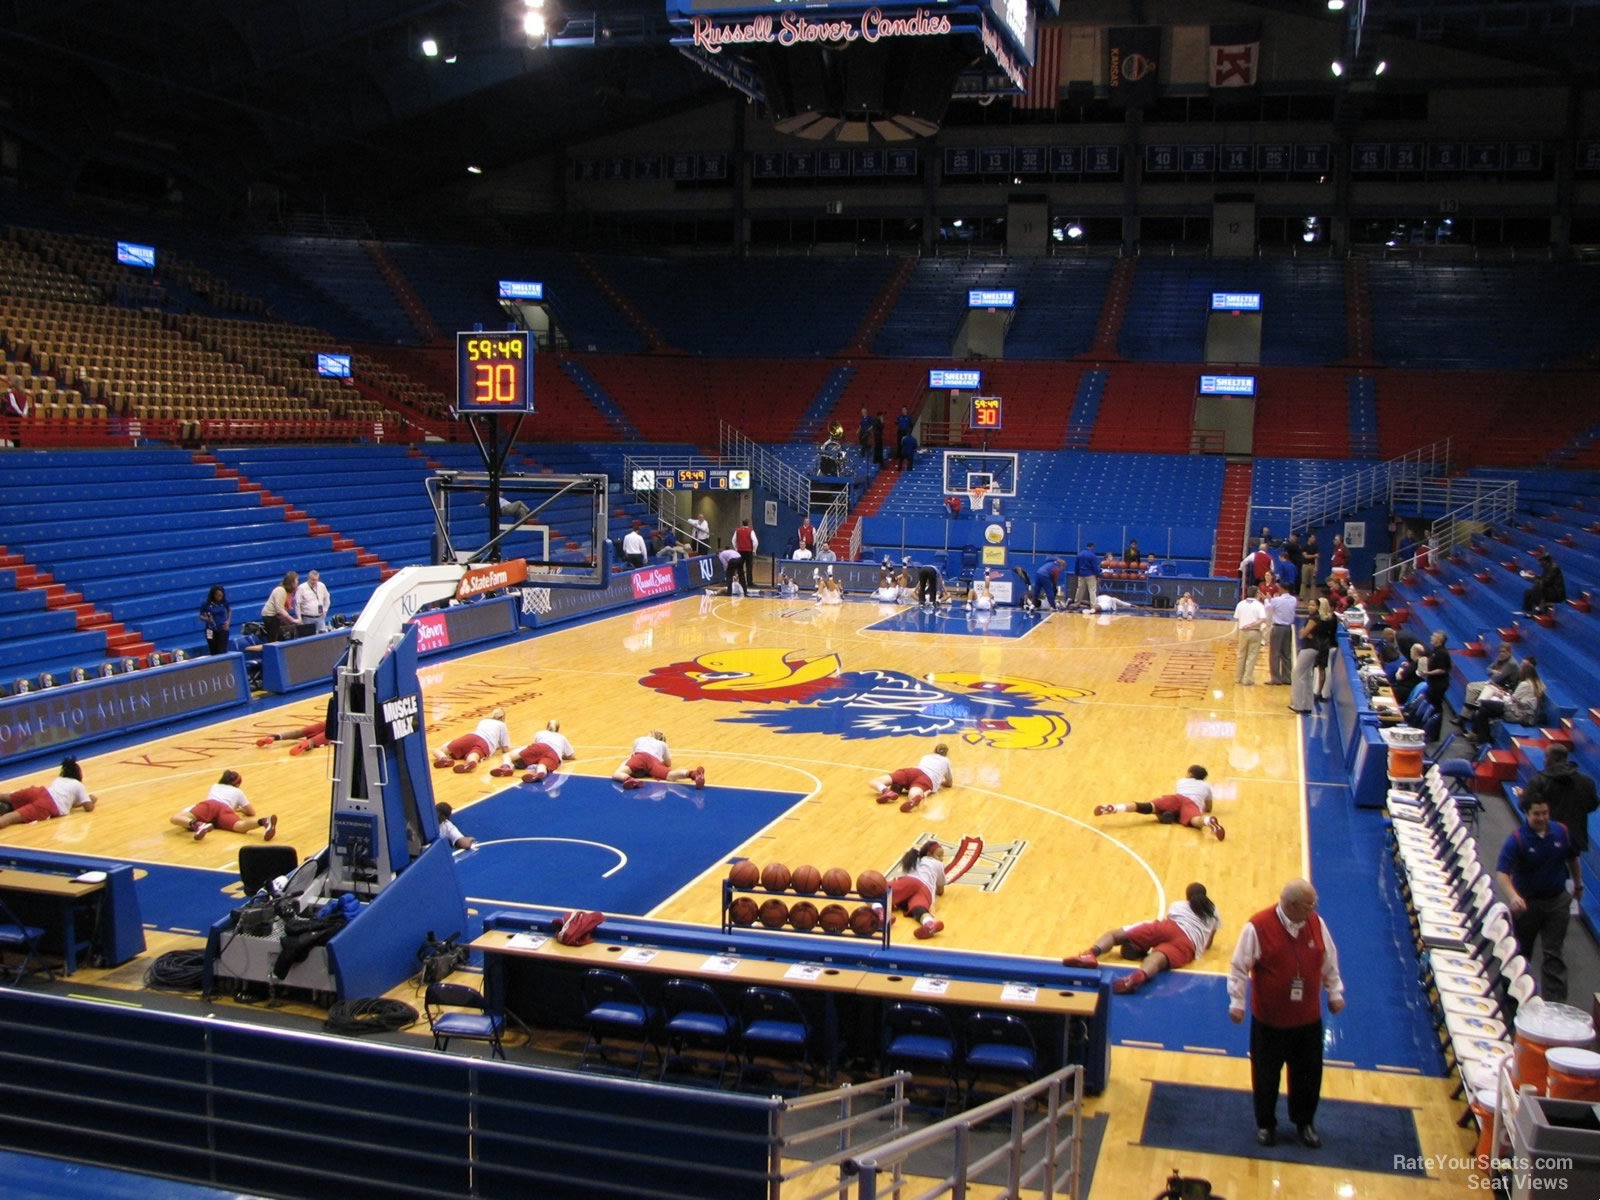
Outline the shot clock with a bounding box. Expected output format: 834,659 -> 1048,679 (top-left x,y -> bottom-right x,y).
969,395 -> 1003,431
456,331 -> 534,413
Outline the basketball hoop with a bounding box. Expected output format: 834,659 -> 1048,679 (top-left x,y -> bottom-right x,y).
968,485 -> 989,515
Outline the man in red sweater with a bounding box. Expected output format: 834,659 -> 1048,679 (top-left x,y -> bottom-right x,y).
1227,878 -> 1346,1150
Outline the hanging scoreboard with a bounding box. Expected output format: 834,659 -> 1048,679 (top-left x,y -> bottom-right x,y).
456,331 -> 534,413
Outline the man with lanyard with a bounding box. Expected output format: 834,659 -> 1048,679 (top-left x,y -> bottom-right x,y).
293,569 -> 332,634
1497,796 -> 1582,1002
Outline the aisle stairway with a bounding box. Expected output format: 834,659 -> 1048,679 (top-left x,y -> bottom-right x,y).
828,468 -> 899,558
1212,460 -> 1252,576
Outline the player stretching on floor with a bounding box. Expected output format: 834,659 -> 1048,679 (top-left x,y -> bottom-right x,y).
1063,882 -> 1221,993
255,696 -> 335,756
888,841 -> 947,939
1092,764 -> 1225,841
610,731 -> 704,789
0,757 -> 97,828
492,719 -> 576,784
433,707 -> 513,774
868,743 -> 953,813
171,770 -> 277,841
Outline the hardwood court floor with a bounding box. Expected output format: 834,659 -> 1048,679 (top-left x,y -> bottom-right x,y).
0,595 -> 1480,1198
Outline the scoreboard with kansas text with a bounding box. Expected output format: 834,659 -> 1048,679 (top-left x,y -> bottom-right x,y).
456,331 -> 534,413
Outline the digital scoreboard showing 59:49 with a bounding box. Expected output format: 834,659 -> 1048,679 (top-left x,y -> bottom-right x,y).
455,331 -> 534,413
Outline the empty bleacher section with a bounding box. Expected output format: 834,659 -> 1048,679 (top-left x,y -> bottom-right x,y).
1116,258 -> 1347,365
174,316 -> 382,421
253,235 -> 416,343
580,356 -> 836,444
1366,261 -> 1600,368
1249,367 -> 1353,458
1063,369 -> 1106,448
1090,365 -> 1198,453
1348,374 -> 1379,458
1374,370 -> 1600,465
385,243 -> 645,354
926,361 -> 1089,449
862,449 -> 1223,566
872,258 -> 1110,359
1250,457 -> 1374,538
807,360 -> 926,450
591,255 -> 892,356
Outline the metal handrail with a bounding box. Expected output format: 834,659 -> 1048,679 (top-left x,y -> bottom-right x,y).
621,452 -> 738,540
773,1073 -> 911,1200
720,419 -> 811,515
1288,437 -> 1453,534
846,1065 -> 1085,1199
1373,477 -> 1519,590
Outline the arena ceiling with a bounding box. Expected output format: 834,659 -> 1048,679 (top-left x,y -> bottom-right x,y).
0,0 -> 1596,211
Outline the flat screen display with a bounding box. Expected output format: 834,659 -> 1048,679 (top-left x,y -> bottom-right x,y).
929,369 -> 982,390
116,242 -> 156,269
1198,374 -> 1257,396
1210,292 -> 1262,311
317,354 -> 352,378
498,280 -> 545,301
968,289 -> 1016,309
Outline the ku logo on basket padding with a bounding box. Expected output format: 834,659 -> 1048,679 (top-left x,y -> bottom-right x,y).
640,649 -> 1091,749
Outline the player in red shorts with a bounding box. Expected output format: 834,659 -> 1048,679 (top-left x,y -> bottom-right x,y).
867,743 -> 952,813
886,841 -> 947,938
490,719 -> 575,784
432,708 -> 513,774
1063,882 -> 1222,993
257,696 -> 335,755
610,731 -> 704,789
0,757 -> 97,828
169,770 -> 277,841
1092,764 -> 1225,841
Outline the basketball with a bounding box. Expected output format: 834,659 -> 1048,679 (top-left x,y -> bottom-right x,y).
818,903 -> 850,933
790,864 -> 822,894
759,898 -> 790,928
821,867 -> 852,896
849,905 -> 881,937
728,860 -> 760,890
789,900 -> 819,931
761,862 -> 792,891
730,897 -> 759,926
855,870 -> 888,899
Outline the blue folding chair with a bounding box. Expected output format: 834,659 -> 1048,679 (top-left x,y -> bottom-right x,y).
963,1012 -> 1037,1107
737,987 -> 812,1094
0,897 -> 53,985
883,1003 -> 960,1112
580,969 -> 658,1077
424,981 -> 506,1060
659,978 -> 737,1087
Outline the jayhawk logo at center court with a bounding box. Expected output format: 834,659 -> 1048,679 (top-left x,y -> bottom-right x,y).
640,648 -> 1091,749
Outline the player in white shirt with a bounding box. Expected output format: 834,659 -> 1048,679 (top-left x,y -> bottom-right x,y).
1175,592 -> 1199,620
0,757 -> 98,828
886,841 -> 948,939
434,802 -> 475,850
493,719 -> 577,785
1092,765 -> 1224,840
1063,882 -> 1222,993
868,743 -> 953,814
170,769 -> 277,841
433,707 -> 513,774
611,730 -> 704,789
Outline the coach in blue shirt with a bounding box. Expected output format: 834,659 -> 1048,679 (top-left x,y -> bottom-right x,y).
1497,797 -> 1582,1002
1073,543 -> 1101,608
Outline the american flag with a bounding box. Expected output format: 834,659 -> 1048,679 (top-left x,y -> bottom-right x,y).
1019,25 -> 1063,110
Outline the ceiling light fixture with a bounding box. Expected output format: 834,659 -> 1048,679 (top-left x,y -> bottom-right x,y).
421,37 -> 439,57
466,165 -> 483,175
1330,60 -> 1343,77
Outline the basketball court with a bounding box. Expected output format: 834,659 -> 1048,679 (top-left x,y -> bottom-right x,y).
0,590 -> 1480,1196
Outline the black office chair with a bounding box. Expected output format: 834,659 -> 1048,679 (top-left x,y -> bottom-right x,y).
580,969 -> 658,1077
239,845 -> 299,897
882,1002 -> 961,1112
963,1011 -> 1038,1106
0,895 -> 52,984
425,981 -> 506,1060
659,978 -> 737,1087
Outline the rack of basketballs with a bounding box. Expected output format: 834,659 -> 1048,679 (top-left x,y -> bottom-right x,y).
721,860 -> 894,948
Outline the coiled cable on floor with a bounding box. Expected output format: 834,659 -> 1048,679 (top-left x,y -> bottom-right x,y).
324,997 -> 417,1035
143,950 -> 207,991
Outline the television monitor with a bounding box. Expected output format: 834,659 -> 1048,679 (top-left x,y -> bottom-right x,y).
1198,374 -> 1257,396
967,289 -> 1015,309
116,242 -> 156,269
498,280 -> 545,301
929,369 -> 982,390
317,354 -> 352,378
1210,292 -> 1262,312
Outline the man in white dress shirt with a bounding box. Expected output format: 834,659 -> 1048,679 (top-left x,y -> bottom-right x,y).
293,569 -> 332,633
1233,587 -> 1268,686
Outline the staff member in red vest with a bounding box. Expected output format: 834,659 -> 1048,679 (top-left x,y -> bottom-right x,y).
731,518 -> 758,595
1227,878 -> 1345,1150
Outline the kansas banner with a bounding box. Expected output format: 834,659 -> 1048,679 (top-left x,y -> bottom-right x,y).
1107,26 -> 1160,108
1209,22 -> 1261,93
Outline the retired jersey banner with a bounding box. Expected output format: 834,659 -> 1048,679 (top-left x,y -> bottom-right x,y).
1107,26 -> 1160,108
1209,22 -> 1260,94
